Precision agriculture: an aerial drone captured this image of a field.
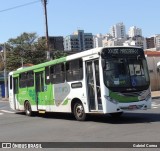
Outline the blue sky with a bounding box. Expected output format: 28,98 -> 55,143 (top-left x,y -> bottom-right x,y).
0,0 -> 160,43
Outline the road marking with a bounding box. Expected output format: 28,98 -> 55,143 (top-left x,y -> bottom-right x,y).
0,110 -> 15,114
152,102 -> 160,109
152,106 -> 158,109
0,112 -> 4,115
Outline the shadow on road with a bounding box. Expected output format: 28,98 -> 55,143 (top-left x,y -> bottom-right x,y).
16,111 -> 160,124
87,112 -> 160,124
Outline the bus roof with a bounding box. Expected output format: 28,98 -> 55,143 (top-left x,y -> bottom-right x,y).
11,47 -> 102,75
11,46 -> 142,75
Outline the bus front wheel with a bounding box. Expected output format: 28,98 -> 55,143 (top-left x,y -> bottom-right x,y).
73,102 -> 86,121
24,101 -> 32,116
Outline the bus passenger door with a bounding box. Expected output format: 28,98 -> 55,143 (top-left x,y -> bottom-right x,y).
86,60 -> 102,111
35,71 -> 45,110
10,77 -> 19,110
13,77 -> 19,110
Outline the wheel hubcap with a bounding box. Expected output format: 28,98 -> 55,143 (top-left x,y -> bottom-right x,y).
76,105 -> 83,118
26,104 -> 30,115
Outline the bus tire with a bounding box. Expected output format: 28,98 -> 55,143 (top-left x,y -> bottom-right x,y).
109,112 -> 123,118
24,101 -> 32,116
73,102 -> 86,121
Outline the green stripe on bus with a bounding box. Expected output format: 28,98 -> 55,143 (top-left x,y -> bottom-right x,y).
109,91 -> 138,103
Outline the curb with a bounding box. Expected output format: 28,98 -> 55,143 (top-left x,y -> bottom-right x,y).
0,98 -> 9,102
152,96 -> 160,99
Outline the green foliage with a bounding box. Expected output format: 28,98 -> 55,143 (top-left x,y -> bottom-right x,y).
51,50 -> 67,59
6,32 -> 48,71
3,32 -> 67,71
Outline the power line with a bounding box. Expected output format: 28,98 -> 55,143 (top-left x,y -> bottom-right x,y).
0,0 -> 40,13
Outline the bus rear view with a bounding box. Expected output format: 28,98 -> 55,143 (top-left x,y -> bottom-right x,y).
101,47 -> 151,117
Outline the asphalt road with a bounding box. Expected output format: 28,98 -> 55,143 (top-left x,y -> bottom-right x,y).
0,98 -> 160,150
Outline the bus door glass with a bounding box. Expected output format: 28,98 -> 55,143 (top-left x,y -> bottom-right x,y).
35,71 -> 45,110
13,77 -> 19,110
86,60 -> 102,111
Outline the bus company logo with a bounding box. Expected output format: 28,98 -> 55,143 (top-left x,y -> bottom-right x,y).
2,143 -> 12,148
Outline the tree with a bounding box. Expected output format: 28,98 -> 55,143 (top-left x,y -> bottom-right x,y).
3,32 -> 67,71
6,32 -> 47,71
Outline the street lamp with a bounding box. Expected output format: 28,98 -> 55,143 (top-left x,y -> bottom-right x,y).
0,44 -> 8,98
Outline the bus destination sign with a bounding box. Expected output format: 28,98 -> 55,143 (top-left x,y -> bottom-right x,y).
108,48 -> 138,55
102,47 -> 144,58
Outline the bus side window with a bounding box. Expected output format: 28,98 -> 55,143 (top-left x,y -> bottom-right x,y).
27,71 -> 34,87
50,63 -> 65,84
19,73 -> 27,88
14,77 -> 19,94
45,66 -> 50,85
10,76 -> 12,89
66,59 -> 83,82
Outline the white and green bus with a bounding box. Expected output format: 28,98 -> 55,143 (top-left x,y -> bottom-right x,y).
8,46 -> 151,121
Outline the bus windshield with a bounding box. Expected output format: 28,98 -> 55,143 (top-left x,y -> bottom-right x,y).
103,58 -> 150,91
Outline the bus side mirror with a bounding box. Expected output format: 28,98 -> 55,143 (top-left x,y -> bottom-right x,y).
157,68 -> 160,72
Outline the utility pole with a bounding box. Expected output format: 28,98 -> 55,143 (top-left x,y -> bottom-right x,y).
3,43 -> 8,98
42,0 -> 50,60
0,44 -> 8,98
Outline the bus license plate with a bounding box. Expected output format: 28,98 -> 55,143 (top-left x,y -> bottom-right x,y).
128,105 -> 137,110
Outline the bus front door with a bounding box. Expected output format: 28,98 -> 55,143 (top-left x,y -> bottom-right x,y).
86,60 -> 102,111
12,77 -> 19,110
35,71 -> 45,111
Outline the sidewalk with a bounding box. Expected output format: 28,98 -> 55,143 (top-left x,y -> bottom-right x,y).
0,98 -> 9,101
151,91 -> 160,99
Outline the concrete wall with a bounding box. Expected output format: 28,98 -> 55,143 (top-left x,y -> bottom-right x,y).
146,57 -> 160,91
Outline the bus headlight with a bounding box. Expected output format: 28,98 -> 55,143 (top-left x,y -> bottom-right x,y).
104,95 -> 119,104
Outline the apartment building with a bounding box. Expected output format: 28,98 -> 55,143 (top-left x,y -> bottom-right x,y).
40,36 -> 64,51
146,37 -> 155,49
128,26 -> 142,38
93,34 -> 103,48
155,34 -> 160,48
146,35 -> 160,50
110,22 -> 126,39
103,38 -> 125,47
123,36 -> 146,49
64,30 -> 93,52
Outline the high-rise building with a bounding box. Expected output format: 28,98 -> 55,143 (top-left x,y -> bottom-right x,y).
155,34 -> 160,48
93,34 -> 103,48
103,38 -> 125,47
40,36 -> 64,51
146,35 -> 160,50
49,36 -> 64,51
110,22 -> 126,39
64,30 -> 93,52
146,37 -> 155,49
123,36 -> 146,49
102,34 -> 113,47
128,26 -> 142,37
106,22 -> 127,47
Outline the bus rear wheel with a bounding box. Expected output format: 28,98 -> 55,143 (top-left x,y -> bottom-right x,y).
73,102 -> 86,121
24,101 -> 32,116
